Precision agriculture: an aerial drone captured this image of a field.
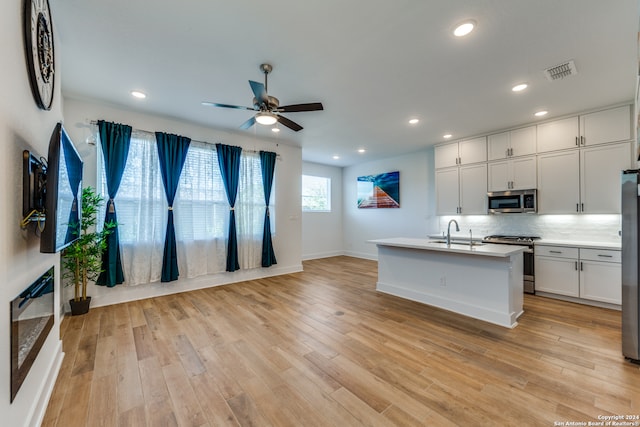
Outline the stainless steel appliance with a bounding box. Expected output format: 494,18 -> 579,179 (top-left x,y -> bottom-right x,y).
487,189 -> 537,214
483,235 -> 540,294
621,169 -> 640,363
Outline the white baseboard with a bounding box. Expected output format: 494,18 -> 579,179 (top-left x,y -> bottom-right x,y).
301,250 -> 345,260
28,340 -> 64,427
342,250 -> 378,261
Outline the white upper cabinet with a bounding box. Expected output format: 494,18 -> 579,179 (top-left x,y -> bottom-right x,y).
580,142 -> 632,214
580,105 -> 631,146
537,150 -> 580,214
537,105 -> 632,153
537,141 -> 631,214
435,137 -> 486,169
488,126 -> 536,161
435,164 -> 487,215
458,137 -> 487,165
435,167 -> 460,215
537,116 -> 580,152
434,142 -> 460,169
459,163 -> 488,215
488,156 -> 536,192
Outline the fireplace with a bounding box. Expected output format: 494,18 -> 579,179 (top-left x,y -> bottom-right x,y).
10,267 -> 54,402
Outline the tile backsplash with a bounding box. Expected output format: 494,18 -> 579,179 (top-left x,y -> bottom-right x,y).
436,214 -> 621,243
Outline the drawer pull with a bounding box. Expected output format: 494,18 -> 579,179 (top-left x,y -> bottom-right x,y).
549,250 -> 562,254
597,254 -> 613,258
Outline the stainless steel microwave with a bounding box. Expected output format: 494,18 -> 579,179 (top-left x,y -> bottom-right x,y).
487,189 -> 537,214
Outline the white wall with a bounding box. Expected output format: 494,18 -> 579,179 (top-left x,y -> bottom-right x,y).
62,97 -> 303,308
342,150 -> 438,259
301,162 -> 343,259
1,2 -> 64,426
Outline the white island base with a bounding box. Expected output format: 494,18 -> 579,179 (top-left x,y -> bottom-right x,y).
371,238 -> 525,328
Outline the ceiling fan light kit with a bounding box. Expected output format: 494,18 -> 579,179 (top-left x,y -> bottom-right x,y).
202,63 -> 323,132
255,111 -> 278,125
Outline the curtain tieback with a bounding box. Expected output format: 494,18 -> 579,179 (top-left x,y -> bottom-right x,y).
168,206 -> 173,211
230,206 -> 235,211
108,198 -> 116,213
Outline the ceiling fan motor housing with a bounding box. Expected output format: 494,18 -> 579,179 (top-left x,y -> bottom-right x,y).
253,96 -> 279,111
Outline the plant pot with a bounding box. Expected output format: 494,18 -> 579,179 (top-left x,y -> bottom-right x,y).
69,296 -> 91,316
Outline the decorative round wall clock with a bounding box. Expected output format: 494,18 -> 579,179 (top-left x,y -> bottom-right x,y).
24,0 -> 55,110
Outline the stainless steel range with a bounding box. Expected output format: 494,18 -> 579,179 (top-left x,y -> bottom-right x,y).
483,235 -> 541,294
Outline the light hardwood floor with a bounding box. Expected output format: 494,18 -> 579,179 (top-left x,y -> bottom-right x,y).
42,256 -> 640,426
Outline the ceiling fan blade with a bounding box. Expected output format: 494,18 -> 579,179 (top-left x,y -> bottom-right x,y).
277,102 -> 324,113
249,80 -> 269,107
201,102 -> 256,111
240,116 -> 256,130
277,115 -> 303,132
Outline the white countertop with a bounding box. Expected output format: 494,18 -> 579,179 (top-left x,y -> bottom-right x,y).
369,237 -> 527,258
536,239 -> 621,250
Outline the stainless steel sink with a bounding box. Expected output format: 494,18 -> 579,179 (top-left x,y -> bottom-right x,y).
428,239 -> 485,246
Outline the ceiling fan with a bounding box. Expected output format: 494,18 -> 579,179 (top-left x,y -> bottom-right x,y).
202,63 -> 323,132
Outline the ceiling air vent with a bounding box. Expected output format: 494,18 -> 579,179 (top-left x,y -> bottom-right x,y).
543,60 -> 578,81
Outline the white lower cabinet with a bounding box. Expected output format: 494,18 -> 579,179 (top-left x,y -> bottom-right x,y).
535,245 -> 621,305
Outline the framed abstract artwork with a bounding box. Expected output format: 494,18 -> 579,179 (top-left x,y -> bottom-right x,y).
357,171 -> 400,208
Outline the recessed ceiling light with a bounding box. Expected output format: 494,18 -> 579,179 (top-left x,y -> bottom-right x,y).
271,127 -> 280,133
358,148 -> 366,153
332,155 -> 340,160
130,90 -> 146,99
408,118 -> 420,125
534,110 -> 548,117
512,83 -> 528,92
453,20 -> 476,37
443,134 -> 453,139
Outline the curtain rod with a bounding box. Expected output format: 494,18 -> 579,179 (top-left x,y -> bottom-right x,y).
89,120 -> 280,156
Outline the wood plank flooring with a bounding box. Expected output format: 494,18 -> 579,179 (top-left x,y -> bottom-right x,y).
42,256 -> 640,426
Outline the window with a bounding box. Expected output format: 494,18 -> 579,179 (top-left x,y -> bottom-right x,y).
98,133 -> 275,284
302,175 -> 331,212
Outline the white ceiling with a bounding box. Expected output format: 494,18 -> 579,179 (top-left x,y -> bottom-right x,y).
52,0 -> 638,167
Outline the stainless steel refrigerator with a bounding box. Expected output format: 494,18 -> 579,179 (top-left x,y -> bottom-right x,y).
622,169 -> 640,363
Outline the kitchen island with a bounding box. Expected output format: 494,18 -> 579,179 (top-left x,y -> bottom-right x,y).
370,237 -> 527,328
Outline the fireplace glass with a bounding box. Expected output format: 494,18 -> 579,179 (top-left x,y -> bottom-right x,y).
11,266 -> 54,402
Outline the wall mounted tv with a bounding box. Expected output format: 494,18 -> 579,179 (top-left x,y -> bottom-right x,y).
40,122 -> 83,253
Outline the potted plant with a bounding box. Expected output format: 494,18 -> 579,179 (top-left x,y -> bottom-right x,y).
61,186 -> 115,315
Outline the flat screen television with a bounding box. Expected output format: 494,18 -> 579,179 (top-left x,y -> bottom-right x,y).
40,123 -> 83,253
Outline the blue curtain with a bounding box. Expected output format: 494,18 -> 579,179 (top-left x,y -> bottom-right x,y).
216,143 -> 242,272
64,138 -> 83,243
155,132 -> 191,282
96,120 -> 132,287
259,151 -> 277,267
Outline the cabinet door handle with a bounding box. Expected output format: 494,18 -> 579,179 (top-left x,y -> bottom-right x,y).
581,203 -> 584,212
575,136 -> 579,146
510,148 -> 513,156
576,203 -> 580,212
574,261 -> 578,270
597,254 -> 613,258
581,136 -> 585,145
550,250 -> 562,254
580,262 -> 583,271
